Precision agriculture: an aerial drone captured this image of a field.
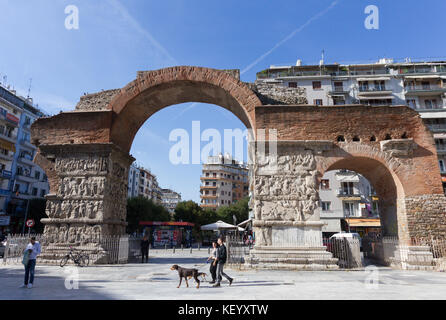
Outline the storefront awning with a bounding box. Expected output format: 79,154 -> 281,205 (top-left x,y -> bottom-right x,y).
442,177 -> 446,183
0,138 -> 15,152
345,218 -> 381,228
357,77 -> 391,81
405,75 -> 441,80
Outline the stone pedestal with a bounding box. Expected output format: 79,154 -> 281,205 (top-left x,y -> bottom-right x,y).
247,140 -> 338,270
390,246 -> 435,271
245,221 -> 338,270
38,143 -> 134,264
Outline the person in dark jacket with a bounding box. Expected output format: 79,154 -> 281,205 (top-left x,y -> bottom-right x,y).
213,236 -> 233,287
141,235 -> 149,263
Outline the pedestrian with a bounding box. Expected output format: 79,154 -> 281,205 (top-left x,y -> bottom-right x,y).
207,241 -> 218,283
141,235 -> 149,263
20,236 -> 41,289
213,236 -> 233,287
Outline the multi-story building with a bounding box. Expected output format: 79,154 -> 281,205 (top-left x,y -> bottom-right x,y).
200,154 -> 249,209
319,170 -> 379,236
127,164 -> 163,204
0,84 -> 49,232
256,58 -> 446,192
161,189 -> 182,216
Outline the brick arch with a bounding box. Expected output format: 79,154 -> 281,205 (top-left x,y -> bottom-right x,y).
318,143 -> 414,242
108,66 -> 262,152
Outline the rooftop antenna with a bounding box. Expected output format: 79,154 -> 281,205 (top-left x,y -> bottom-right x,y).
27,78 -> 32,99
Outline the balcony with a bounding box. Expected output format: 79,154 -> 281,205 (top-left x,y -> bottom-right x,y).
337,191 -> 362,200
200,185 -> 217,189
15,173 -> 37,183
436,146 -> 446,154
405,84 -> 446,96
19,139 -> 36,150
0,153 -> 13,161
18,156 -> 35,166
328,87 -> 349,95
0,170 -> 12,179
357,87 -> 393,96
0,133 -> 17,144
427,124 -> 446,132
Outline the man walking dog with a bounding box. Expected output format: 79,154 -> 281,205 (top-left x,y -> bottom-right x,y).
213,236 -> 233,287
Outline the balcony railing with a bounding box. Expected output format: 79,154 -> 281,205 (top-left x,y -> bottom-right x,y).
427,124 -> 446,131
358,87 -> 389,92
337,191 -> 361,198
405,84 -> 446,92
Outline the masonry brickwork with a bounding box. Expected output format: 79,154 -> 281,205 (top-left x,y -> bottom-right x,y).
30,66 -> 446,266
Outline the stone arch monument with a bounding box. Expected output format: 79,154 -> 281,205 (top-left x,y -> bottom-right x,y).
31,67 -> 446,268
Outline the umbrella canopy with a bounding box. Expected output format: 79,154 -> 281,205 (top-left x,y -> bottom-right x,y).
201,220 -> 244,231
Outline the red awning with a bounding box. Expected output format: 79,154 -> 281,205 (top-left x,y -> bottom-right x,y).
139,221 -> 194,227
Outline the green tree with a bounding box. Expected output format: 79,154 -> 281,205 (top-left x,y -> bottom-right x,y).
216,197 -> 250,225
126,197 -> 170,233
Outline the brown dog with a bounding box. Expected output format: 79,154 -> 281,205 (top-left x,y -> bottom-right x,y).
170,264 -> 202,289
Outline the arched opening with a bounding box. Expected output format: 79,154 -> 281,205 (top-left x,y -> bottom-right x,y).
109,67 -> 259,153
320,156 -> 405,241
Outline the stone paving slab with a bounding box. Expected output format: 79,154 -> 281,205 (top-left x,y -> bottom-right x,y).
1,250 -> 446,300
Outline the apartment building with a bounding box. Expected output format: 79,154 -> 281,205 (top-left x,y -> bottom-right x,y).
127,164 -> 164,205
0,84 -> 49,232
161,188 -> 182,216
256,58 -> 446,191
319,170 -> 379,236
200,154 -> 249,209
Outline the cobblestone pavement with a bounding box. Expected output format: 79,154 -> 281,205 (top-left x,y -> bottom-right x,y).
1,250 -> 446,300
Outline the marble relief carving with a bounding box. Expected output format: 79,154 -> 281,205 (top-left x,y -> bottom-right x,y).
253,151 -> 319,222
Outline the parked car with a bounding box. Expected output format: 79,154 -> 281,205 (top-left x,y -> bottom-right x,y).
330,232 -> 362,249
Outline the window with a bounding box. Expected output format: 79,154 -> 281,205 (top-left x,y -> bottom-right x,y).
40,189 -> 46,197
406,99 -> 416,109
344,202 -> 356,217
321,202 -> 331,212
422,81 -> 430,90
374,80 -> 385,91
312,81 -> 322,89
32,188 -> 38,196
314,99 -> 323,106
333,98 -> 345,105
424,99 -> 438,109
35,171 -> 41,180
321,179 -> 330,190
359,81 -> 369,91
341,182 -> 354,195
333,81 -> 344,91
440,160 -> 445,173
288,82 -> 297,88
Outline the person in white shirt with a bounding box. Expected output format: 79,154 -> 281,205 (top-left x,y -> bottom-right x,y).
20,237 -> 41,289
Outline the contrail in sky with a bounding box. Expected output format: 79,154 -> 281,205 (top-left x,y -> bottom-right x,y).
241,0 -> 340,75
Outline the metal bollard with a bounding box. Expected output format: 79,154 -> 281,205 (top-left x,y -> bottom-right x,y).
190,247 -> 192,254
208,247 -> 210,254
198,243 -> 200,251
165,244 -> 167,251
173,247 -> 175,253
181,244 -> 183,251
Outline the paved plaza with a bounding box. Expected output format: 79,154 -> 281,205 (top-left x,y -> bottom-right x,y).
1,250 -> 446,300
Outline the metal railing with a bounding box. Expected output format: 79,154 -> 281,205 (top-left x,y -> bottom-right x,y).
2,234 -> 136,265
405,84 -> 445,91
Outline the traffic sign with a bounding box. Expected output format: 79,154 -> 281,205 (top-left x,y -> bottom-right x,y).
25,219 -> 35,228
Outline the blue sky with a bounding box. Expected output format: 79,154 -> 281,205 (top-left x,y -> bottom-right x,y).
0,0 -> 444,202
